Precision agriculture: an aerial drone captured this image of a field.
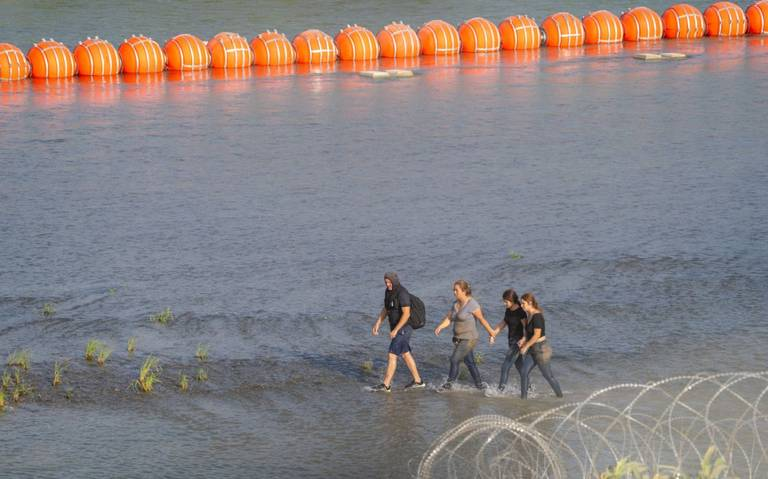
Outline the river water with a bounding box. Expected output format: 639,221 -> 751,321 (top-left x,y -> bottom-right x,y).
1,1 -> 767,477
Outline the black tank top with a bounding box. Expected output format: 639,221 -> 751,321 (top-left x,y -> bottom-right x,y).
504,307 -> 526,343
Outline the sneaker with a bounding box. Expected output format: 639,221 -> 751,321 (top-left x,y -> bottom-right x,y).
371,383 -> 391,392
439,381 -> 453,391
476,382 -> 489,390
498,384 -> 505,392
404,380 -> 426,390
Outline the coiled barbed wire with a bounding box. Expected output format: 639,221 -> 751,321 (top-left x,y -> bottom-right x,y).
418,372 -> 768,478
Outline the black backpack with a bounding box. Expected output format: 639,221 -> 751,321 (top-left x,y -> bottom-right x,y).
408,294 -> 426,330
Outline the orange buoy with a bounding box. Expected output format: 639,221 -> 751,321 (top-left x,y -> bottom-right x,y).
541,12 -> 585,47
746,1 -> 768,34
251,31 -> 296,66
377,22 -> 420,58
27,39 -> 76,78
459,17 -> 501,52
704,2 -> 747,36
662,4 -> 706,38
621,7 -> 664,41
498,15 -> 541,50
335,25 -> 379,60
119,35 -> 165,73
164,34 -> 210,70
208,32 -> 253,68
418,20 -> 461,55
73,37 -> 121,76
582,10 -> 624,44
0,43 -> 31,81
293,29 -> 337,64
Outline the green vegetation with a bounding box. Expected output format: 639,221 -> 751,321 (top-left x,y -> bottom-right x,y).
12,368 -> 23,386
178,374 -> 189,392
195,344 -> 209,362
361,360 -> 374,374
474,352 -> 484,365
0,389 -> 5,409
150,307 -> 174,325
41,303 -> 56,318
64,388 -> 74,401
599,447 -> 728,479
52,360 -> 67,387
108,288 -> 117,296
195,368 -> 208,382
133,356 -> 161,393
96,347 -> 112,367
84,340 -> 104,362
508,250 -> 523,260
127,337 -> 136,354
1,370 -> 10,390
6,349 -> 31,371
11,381 -> 32,403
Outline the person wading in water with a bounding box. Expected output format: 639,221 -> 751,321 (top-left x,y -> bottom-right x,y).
370,272 -> 425,392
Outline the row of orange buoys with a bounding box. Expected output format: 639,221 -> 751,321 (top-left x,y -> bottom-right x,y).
1,1 -> 767,81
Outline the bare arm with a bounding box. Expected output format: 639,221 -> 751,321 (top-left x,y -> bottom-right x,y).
472,308 -> 495,337
434,310 -> 452,336
389,306 -> 411,338
372,307 -> 387,336
520,328 -> 542,354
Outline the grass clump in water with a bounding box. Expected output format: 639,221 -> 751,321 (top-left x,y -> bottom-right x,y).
599,446 -> 728,479
1,370 -> 11,390
41,303 -> 56,318
11,379 -> 32,403
64,388 -> 74,400
150,307 -> 174,325
178,374 -> 189,392
195,344 -> 209,362
52,360 -> 67,387
127,337 -> 137,354
84,340 -> 104,362
361,360 -> 374,374
0,389 -> 5,410
6,349 -> 31,371
195,368 -> 208,382
133,356 -> 161,393
508,250 -> 523,260
96,347 -> 112,367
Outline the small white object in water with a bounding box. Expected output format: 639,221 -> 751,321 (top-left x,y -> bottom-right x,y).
360,70 -> 391,79
385,69 -> 414,78
634,53 -> 663,61
661,52 -> 687,60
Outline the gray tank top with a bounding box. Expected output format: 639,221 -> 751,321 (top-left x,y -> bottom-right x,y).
451,298 -> 480,340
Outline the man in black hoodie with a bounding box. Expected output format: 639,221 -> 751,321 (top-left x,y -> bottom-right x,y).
370,272 -> 425,392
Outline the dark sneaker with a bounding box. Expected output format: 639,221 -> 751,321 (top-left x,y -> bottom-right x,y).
371,383 -> 391,392
439,381 -> 453,391
404,380 -> 425,390
498,384 -> 505,392
476,382 -> 489,390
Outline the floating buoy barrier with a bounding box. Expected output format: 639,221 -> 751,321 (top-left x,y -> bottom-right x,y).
622,7 -> 664,41
583,10 -> 624,44
293,29 -> 337,64
118,35 -> 165,74
459,17 -> 501,52
208,32 -> 253,68
73,37 -> 121,76
418,20 -> 461,55
0,43 -> 31,81
705,2 -> 747,36
378,22 -> 420,58
662,4 -> 706,38
541,12 -> 585,47
165,34 -> 210,70
498,16 -> 541,50
250,31 -> 296,66
335,25 -> 379,61
747,1 -> 768,34
27,39 -> 76,78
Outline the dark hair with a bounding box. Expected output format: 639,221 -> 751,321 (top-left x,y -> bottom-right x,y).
520,292 -> 541,311
502,289 -> 520,306
453,279 -> 471,296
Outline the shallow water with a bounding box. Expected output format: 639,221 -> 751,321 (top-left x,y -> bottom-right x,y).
2,1 -> 768,478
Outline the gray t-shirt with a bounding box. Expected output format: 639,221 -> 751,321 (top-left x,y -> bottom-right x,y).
451,298 -> 481,340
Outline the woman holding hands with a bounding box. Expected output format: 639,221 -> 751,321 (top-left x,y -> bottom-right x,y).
434,280 -> 495,390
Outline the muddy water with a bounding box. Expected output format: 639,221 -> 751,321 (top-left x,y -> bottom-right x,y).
2,1 -> 768,477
